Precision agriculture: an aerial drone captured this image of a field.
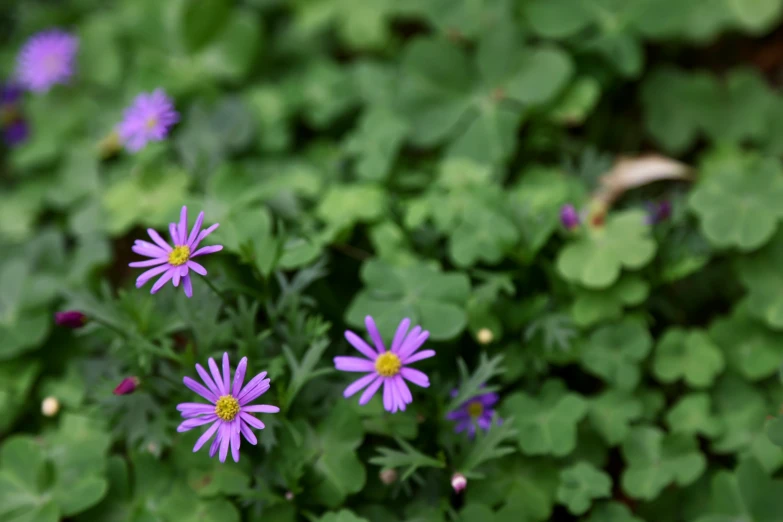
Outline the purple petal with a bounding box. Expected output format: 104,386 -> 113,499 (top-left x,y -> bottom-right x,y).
132,244 -> 167,258
400,367 -> 430,388
477,393 -> 500,407
172,269 -> 181,287
238,380 -> 270,405
177,403 -> 215,417
183,275 -> 193,297
192,245 -> 223,258
178,415 -> 218,432
241,404 -> 280,413
402,349 -> 436,365
150,269 -> 175,293
195,364 -> 221,398
221,353 -> 231,395
208,357 -> 226,395
232,357 -> 247,397
192,223 -> 219,251
136,264 -> 170,287
334,356 -> 376,372
209,435 -> 220,457
218,423 -> 230,463
187,260 -> 207,276
389,379 -> 404,412
178,206 -> 188,247
359,376 -> 384,405
240,412 -> 265,430
446,409 -> 470,421
237,372 -> 268,402
398,329 -> 430,360
477,416 -> 492,431
230,420 -> 241,462
382,379 -> 393,412
188,212 -> 205,246
183,377 -> 218,403
394,376 -> 412,405
169,222 -> 180,245
240,420 -> 257,445
365,316 -> 386,354
147,228 -> 172,252
344,331 -> 378,360
390,318 -> 411,353
343,373 -> 378,398
193,421 -> 220,452
129,258 -> 168,268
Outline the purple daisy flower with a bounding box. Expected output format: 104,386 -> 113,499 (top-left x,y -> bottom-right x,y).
446,389 -> 500,438
118,89 -> 179,152
177,353 -> 279,463
335,316 -> 435,413
129,206 -> 223,298
16,30 -> 78,93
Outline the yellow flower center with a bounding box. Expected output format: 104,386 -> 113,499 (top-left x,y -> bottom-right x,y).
214,395 -> 240,421
467,402 -> 484,418
168,245 -> 190,266
146,117 -> 158,130
375,352 -> 402,377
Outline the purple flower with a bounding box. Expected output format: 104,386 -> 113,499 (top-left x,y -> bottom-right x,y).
177,353 -> 279,463
451,472 -> 467,493
113,377 -> 140,396
560,204 -> 580,230
1,82 -> 28,146
4,119 -> 28,146
54,310 -> 87,329
118,89 -> 179,152
1,83 -> 23,104
129,206 -> 223,298
646,200 -> 672,225
335,316 -> 435,413
446,390 -> 500,438
16,30 -> 78,93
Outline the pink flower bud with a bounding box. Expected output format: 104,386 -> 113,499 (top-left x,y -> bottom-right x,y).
113,377 -> 140,395
54,310 -> 87,329
451,472 -> 467,494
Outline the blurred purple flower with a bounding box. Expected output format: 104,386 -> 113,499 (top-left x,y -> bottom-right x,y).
16,30 -> 78,93
113,377 -> 140,396
560,204 -> 580,230
1,83 -> 23,104
646,200 -> 672,225
1,82 -> 28,146
3,119 -> 28,146
446,389 -> 500,438
335,316 -> 435,413
177,353 -> 279,463
118,89 -> 179,152
54,310 -> 87,329
129,206 -> 223,298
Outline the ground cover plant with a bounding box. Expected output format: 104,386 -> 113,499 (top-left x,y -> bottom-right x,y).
4,1 -> 783,521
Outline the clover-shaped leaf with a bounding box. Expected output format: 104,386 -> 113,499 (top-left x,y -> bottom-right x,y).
586,502 -> 644,522
653,328 -> 725,388
345,108 -> 408,181
557,210 -> 656,289
621,426 -> 706,500
711,374 -> 771,455
708,306 -> 783,381
768,417 -> 783,448
316,183 -> 387,232
588,390 -> 644,446
737,229 -> 783,329
571,275 -> 649,327
346,260 -> 470,341
556,461 -> 612,515
694,457 -> 783,522
665,393 -> 723,438
580,319 -> 652,390
318,509 -> 370,522
501,380 -> 587,457
689,150 -> 783,251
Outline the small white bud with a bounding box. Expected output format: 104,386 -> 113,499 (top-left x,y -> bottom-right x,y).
380,468 -> 398,485
477,328 -> 494,345
285,491 -> 294,501
41,397 -> 60,417
451,472 -> 467,493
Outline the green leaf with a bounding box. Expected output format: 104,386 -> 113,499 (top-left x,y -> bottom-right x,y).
316,184 -> 387,231
737,229 -> 783,328
556,210 -> 656,288
665,393 -> 723,438
370,437 -> 445,481
689,150 -> 783,251
556,462 -> 612,515
318,510 -> 371,522
345,108 -> 408,181
580,319 -> 653,390
501,380 -> 587,457
653,328 -> 725,387
708,306 -> 783,381
0,437 -> 58,522
177,0 -> 231,52
345,259 -> 470,341
585,502 -> 644,522
768,417 -> 783,448
196,9 -> 262,82
588,390 -> 644,446
458,419 -> 518,478
621,426 -> 706,500
571,275 -> 649,327
523,0 -> 592,38
0,359 -> 40,434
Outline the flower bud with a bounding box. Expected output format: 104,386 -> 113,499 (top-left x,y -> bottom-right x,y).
41,396 -> 60,417
380,468 -> 398,485
113,377 -> 140,396
477,328 -> 494,345
560,204 -> 580,230
54,310 -> 87,329
451,472 -> 467,494
285,491 -> 294,501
